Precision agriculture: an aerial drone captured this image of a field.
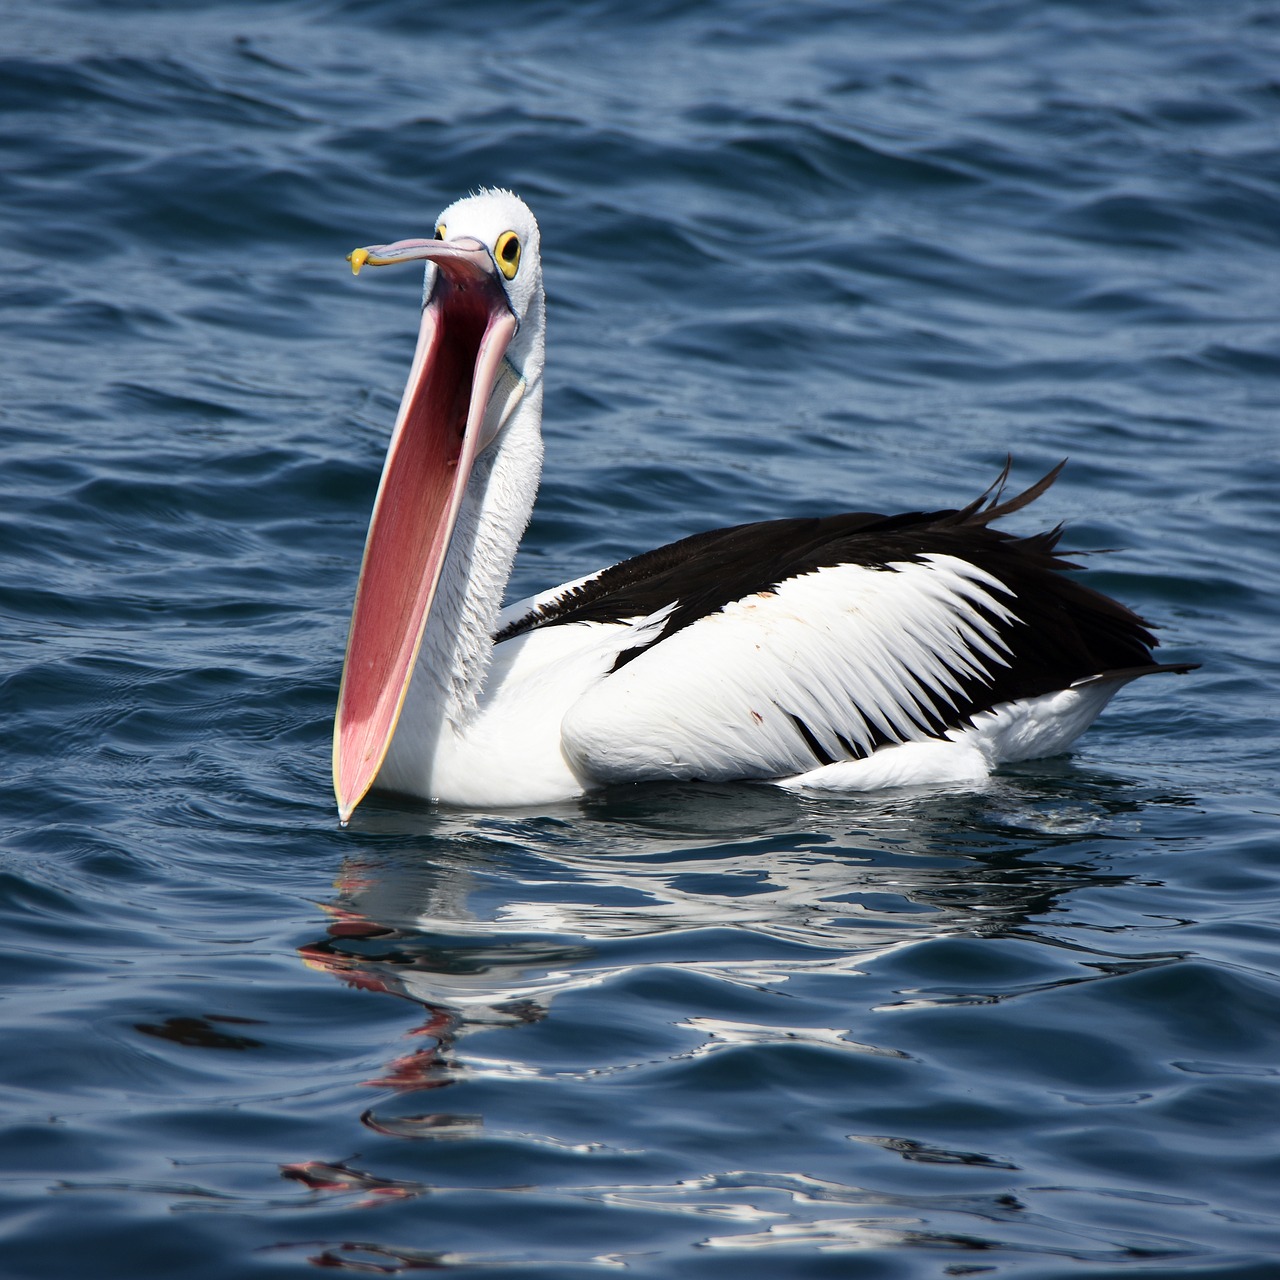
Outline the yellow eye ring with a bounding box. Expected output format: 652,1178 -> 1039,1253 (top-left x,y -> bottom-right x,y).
434,223 -> 446,241
494,230 -> 521,280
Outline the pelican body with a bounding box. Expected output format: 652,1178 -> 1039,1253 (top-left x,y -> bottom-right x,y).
333,190 -> 1192,819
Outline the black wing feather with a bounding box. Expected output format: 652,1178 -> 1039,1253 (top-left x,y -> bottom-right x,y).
496,465 -> 1194,756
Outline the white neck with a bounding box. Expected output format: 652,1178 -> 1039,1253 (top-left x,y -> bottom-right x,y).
378,382 -> 544,792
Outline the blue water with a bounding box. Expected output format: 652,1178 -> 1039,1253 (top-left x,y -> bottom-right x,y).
2,1 -> 1278,1276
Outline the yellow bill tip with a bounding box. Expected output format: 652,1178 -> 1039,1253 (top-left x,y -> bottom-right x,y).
347,247 -> 371,276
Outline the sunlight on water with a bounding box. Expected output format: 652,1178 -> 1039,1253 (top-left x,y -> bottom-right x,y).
1,0 -> 1278,1276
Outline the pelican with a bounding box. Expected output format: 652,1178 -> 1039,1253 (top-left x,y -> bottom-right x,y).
333,189 -> 1193,819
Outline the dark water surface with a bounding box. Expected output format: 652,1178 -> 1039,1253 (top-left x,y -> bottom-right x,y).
3,2 -> 1279,1276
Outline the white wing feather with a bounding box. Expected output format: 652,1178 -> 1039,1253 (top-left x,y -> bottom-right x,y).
561,554 -> 1022,784
496,568 -> 609,634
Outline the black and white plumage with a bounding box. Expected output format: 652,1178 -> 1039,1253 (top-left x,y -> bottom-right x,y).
333,190 -> 1193,819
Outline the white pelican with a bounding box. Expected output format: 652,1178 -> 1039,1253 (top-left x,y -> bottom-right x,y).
333,189 -> 1194,819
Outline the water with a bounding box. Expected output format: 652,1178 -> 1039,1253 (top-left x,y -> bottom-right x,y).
2,1 -> 1278,1276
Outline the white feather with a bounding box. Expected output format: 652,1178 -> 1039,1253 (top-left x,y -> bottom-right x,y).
496,567 -> 610,634
560,555 -> 1022,786
778,679 -> 1129,793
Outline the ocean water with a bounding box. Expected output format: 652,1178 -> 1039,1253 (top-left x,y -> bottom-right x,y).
2,1 -> 1278,1276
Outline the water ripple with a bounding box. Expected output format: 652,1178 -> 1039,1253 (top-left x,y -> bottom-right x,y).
2,0 -> 1278,1276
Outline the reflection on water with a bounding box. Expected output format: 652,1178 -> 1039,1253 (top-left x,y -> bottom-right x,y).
285,771 -> 1200,1268
306,766 -> 1189,1031
317,771 -> 1185,981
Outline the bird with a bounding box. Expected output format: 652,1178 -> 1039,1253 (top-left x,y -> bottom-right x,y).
332,188 -> 1194,820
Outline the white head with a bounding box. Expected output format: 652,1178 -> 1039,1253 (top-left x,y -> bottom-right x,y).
428,188 -> 545,376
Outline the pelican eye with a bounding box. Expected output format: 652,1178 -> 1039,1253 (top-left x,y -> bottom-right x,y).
434,223 -> 446,241
494,230 -> 521,280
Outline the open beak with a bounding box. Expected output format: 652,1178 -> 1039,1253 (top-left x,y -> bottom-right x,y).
333,237 -> 524,822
